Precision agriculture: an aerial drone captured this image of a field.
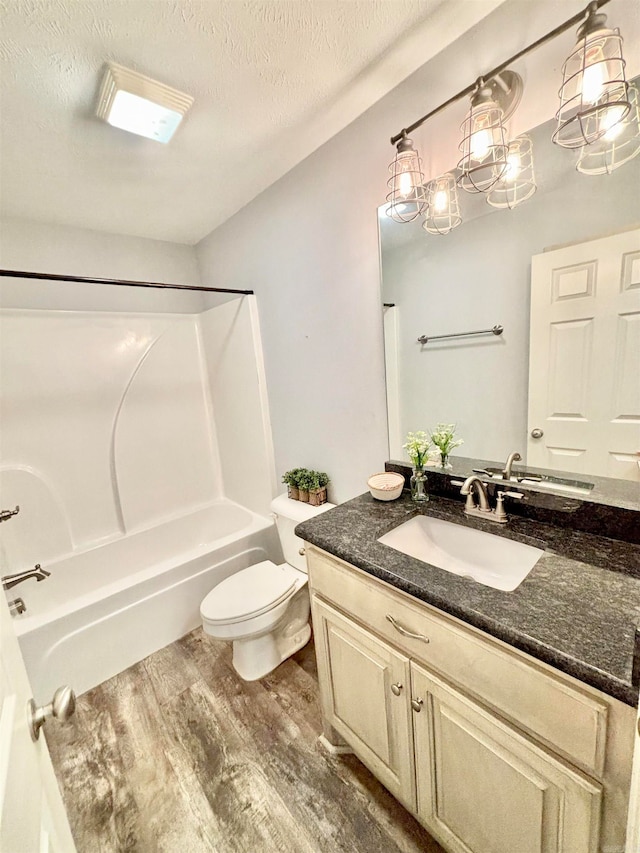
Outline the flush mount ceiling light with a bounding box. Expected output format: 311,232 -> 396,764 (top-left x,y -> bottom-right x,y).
96,63 -> 194,143
386,133 -> 428,223
553,2 -> 629,149
385,0 -> 633,234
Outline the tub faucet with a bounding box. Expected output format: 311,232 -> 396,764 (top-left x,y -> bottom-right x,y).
8,597 -> 26,616
502,452 -> 522,480
2,564 -> 50,591
0,505 -> 20,523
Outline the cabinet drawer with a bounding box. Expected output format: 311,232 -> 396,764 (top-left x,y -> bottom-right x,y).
307,545 -> 609,778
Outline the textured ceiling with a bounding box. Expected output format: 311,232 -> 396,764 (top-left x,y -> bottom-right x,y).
0,0 -> 460,244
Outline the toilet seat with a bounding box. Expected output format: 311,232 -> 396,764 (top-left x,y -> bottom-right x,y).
201,560 -> 302,626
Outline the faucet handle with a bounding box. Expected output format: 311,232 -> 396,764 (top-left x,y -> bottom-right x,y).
494,490 -> 524,523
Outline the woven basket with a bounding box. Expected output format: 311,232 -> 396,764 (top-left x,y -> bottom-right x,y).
309,487 -> 327,507
287,486 -> 300,501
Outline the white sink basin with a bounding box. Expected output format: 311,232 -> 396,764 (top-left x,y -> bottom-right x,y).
378,515 -> 544,592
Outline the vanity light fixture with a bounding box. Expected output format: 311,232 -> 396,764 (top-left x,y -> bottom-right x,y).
96,63 -> 194,144
487,135 -> 537,210
423,173 -> 462,234
553,2 -> 629,149
577,83 -> 640,174
385,0 -> 631,229
386,133 -> 428,222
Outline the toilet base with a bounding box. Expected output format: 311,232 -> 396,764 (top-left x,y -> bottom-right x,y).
232,622 -> 312,681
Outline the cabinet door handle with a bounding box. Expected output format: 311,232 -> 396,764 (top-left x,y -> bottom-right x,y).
411,698 -> 424,713
390,682 -> 403,696
386,614 -> 430,644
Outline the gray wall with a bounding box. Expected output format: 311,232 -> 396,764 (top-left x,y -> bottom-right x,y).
195,0 -> 638,502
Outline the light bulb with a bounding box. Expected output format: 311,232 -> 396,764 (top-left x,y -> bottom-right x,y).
601,105 -> 627,140
582,50 -> 606,104
503,153 -> 521,182
434,189 -> 448,213
469,114 -> 492,161
398,169 -> 414,198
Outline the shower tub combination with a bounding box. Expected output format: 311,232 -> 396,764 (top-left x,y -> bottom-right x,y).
11,500 -> 278,703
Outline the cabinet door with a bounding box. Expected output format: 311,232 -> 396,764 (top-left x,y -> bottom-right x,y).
312,598 -> 416,811
411,663 -> 602,853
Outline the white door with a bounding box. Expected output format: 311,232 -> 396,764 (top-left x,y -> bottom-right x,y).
528,228 -> 640,480
0,598 -> 76,853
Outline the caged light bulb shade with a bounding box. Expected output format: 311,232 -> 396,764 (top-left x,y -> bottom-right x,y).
577,83 -> 640,175
423,173 -> 462,235
487,135 -> 536,210
386,135 -> 428,223
457,82 -> 508,193
553,7 -> 629,150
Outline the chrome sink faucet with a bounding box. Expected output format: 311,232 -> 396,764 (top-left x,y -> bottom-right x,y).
459,476 -> 523,524
502,452 -> 522,480
2,564 -> 50,591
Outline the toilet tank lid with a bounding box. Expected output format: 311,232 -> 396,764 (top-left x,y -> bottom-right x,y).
270,493 -> 335,521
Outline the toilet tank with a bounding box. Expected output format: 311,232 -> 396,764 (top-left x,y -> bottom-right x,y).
270,493 -> 335,573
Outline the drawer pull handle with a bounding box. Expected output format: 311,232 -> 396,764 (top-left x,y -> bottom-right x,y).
411,698 -> 424,713
386,614 -> 430,644
390,682 -> 403,696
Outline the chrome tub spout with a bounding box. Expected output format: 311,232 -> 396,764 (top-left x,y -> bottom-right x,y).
2,564 -> 50,591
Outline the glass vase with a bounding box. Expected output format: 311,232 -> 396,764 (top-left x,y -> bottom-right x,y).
410,466 -> 429,502
439,451 -> 452,469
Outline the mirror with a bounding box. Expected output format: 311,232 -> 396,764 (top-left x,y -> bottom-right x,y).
379,100 -> 640,487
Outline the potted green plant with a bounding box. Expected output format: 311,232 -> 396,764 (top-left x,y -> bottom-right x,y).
296,468 -> 313,502
282,468 -> 304,500
308,471 -> 330,506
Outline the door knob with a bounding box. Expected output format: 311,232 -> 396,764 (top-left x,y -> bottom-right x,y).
390,682 -> 403,696
28,686 -> 76,741
530,428 -> 544,439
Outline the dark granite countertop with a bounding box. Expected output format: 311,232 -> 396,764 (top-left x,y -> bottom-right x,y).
296,492 -> 640,707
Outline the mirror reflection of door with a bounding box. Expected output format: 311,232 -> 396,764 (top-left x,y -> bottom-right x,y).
528,228 -> 640,481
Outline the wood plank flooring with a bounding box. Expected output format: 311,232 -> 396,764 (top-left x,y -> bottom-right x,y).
46,629 -> 444,853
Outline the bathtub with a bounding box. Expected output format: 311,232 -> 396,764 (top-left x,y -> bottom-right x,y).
11,500 -> 279,702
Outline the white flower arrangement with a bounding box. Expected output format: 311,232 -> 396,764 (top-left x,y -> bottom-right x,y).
430,423 -> 464,460
403,430 -> 431,468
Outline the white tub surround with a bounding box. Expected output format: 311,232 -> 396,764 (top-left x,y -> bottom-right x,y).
12,501 -> 279,702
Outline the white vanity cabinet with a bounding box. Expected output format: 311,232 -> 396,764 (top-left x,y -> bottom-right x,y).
312,599 -> 417,811
307,545 -> 635,853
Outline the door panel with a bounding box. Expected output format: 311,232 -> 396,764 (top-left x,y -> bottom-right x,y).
528,228 -> 640,479
312,599 -> 416,810
411,662 -> 602,853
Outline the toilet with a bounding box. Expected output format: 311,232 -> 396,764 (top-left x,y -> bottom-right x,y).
200,493 -> 334,681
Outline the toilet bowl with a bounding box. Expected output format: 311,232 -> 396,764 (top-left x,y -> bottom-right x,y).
200,494 -> 334,680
